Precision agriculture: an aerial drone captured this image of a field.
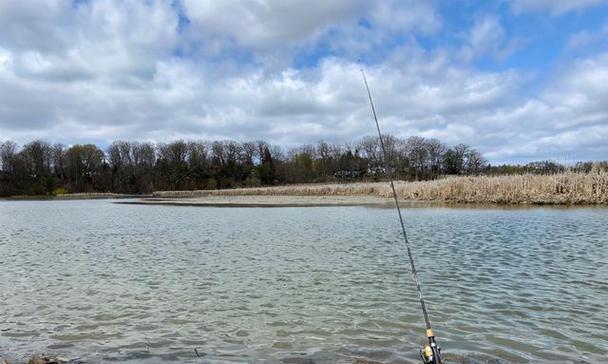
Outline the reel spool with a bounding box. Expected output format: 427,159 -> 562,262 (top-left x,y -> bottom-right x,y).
420,329 -> 442,364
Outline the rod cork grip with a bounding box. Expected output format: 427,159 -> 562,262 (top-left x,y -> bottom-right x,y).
426,329 -> 434,338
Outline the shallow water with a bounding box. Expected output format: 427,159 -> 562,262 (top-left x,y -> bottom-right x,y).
0,200 -> 607,363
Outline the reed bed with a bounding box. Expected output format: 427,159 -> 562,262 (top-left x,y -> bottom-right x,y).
153,171 -> 608,205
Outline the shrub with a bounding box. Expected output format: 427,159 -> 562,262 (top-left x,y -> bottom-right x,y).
52,187 -> 68,196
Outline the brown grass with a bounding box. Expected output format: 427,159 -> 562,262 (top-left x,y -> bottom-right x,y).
153,171 -> 608,205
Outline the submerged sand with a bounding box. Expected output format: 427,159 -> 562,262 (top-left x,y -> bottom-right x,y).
116,195 -> 395,208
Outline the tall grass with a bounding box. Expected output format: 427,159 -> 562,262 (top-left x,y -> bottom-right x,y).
153,171 -> 608,205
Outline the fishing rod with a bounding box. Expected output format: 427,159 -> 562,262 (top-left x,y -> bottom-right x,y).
360,68 -> 443,364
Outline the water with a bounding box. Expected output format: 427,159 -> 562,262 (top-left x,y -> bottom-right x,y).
0,200 -> 607,364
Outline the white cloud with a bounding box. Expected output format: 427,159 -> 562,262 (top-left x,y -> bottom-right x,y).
566,22 -> 608,50
0,0 -> 72,52
480,53 -> 608,162
1,0 -> 179,83
180,0 -> 440,62
0,0 -> 606,164
181,0 -> 367,49
461,16 -> 506,61
0,40 -> 525,155
543,54 -> 608,126
0,48 -> 12,70
368,0 -> 440,34
511,0 -> 606,15
460,16 -> 524,62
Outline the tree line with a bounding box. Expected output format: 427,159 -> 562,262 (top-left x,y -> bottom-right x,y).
0,136 -> 603,197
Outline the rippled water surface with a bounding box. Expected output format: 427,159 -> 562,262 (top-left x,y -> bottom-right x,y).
1,200 -> 607,363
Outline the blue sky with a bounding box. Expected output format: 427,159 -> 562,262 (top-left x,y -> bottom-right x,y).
0,0 -> 607,164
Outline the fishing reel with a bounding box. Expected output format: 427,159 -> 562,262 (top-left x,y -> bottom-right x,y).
420,329 -> 442,364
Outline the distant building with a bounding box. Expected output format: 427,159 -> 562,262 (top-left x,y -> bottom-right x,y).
333,170 -> 364,179
366,166 -> 386,176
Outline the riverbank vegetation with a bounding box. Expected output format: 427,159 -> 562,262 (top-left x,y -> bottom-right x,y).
1,138 -> 606,201
153,170 -> 608,205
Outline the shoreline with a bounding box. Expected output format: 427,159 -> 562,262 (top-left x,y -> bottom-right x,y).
3,171 -> 608,206
0,353 -> 491,364
114,195 -> 608,209
148,173 -> 608,206
1,193 -> 152,201
115,195 -> 395,208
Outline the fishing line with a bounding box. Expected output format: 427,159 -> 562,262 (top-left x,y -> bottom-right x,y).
360,68 -> 443,364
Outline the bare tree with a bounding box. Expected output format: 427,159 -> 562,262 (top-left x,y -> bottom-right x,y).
358,136 -> 382,166
405,136 -> 428,180
426,138 -> 447,178
0,140 -> 18,174
0,136 -> 499,197
51,143 -> 66,181
241,141 -> 257,167
465,148 -> 487,174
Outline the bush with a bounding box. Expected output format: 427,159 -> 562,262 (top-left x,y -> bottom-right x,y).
52,187 -> 68,196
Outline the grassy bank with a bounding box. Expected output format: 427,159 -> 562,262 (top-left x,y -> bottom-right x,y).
153,171 -> 608,205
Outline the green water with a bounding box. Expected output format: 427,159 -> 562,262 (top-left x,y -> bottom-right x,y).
0,200 -> 606,363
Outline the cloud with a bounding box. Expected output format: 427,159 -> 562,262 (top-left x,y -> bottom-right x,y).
511,0 -> 606,15
480,53 -> 608,162
0,41 -> 525,154
367,0 -> 440,34
0,0 -> 72,53
460,15 -> 526,62
181,0 -> 367,49
461,16 -> 506,61
180,0 -> 440,66
0,48 -> 12,70
566,22 -> 608,50
0,0 -> 179,83
543,53 -> 608,127
0,0 -> 606,164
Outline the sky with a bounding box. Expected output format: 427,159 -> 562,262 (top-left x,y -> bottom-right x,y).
0,0 -> 607,164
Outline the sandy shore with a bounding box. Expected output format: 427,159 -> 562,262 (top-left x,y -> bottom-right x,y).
116,195 -> 395,208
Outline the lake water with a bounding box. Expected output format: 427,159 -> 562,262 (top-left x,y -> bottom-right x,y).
0,200 -> 607,363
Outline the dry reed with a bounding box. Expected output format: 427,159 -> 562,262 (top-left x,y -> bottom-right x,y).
153,171 -> 608,205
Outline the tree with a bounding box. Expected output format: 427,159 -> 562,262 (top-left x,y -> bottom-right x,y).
315,140 -> 332,181
157,140 -> 189,190
443,144 -> 469,175
20,140 -> 53,194
405,136 -> 429,180
187,141 -> 210,189
285,145 -> 315,183
0,136 -> 504,196
0,141 -> 19,196
108,141 -> 135,193
426,138 -> 447,178
358,136 -> 382,167
258,144 -> 275,185
464,148 -> 487,174
0,141 -> 18,174
51,143 -> 67,184
65,144 -> 107,192
133,142 -> 157,192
